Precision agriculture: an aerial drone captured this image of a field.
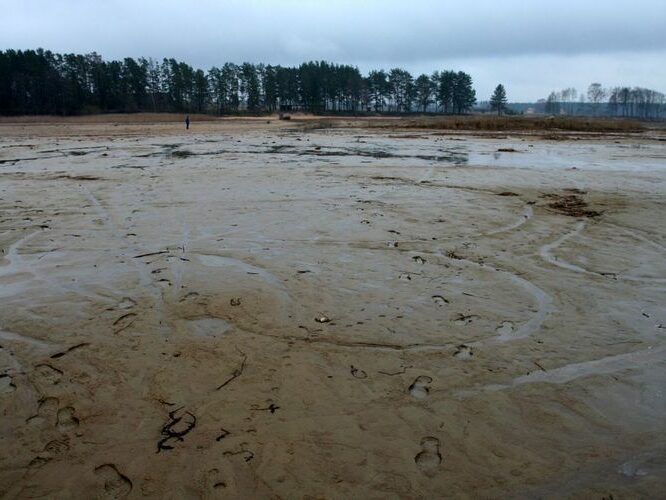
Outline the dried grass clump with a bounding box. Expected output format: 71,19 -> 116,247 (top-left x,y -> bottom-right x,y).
542,193 -> 602,217
376,115 -> 644,133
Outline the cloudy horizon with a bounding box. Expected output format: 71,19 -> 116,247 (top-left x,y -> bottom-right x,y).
2,0 -> 665,101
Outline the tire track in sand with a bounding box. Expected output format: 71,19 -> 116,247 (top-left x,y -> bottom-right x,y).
539,221 -> 666,283
454,343 -> 666,398
80,184 -> 170,334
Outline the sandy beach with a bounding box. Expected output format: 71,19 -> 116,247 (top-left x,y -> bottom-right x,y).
1,117 -> 665,498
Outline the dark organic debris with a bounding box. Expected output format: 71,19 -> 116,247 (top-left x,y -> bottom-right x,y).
251,403 -> 280,414
50,342 -> 90,359
371,175 -> 403,181
543,193 -> 601,218
350,365 -> 368,379
216,351 -> 247,390
133,250 -> 168,259
171,150 -> 194,158
230,297 -> 241,307
533,361 -> 547,372
496,191 -> 519,197
497,148 -> 518,152
55,174 -> 102,181
156,406 -> 197,453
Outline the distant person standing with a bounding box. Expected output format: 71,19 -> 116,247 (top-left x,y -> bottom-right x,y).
185,115 -> 190,130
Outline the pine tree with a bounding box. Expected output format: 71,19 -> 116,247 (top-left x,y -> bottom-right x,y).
490,84 -> 507,115
414,74 -> 434,112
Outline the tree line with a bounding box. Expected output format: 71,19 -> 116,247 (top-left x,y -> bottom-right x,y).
0,48 -> 477,116
544,83 -> 666,119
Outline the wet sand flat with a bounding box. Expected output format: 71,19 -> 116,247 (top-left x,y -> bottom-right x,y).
1,120 -> 666,498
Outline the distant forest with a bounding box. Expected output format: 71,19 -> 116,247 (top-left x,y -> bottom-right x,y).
537,84 -> 666,119
2,49 -> 664,119
0,49 -> 477,116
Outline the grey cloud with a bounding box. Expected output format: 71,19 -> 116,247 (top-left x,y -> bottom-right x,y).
2,0 -> 665,100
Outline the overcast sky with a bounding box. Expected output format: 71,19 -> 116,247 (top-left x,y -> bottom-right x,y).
2,0 -> 665,101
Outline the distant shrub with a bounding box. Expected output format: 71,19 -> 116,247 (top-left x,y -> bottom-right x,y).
368,115 -> 644,133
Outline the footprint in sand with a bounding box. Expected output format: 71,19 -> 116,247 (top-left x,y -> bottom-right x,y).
27,456 -> 51,475
408,376 -> 433,400
415,437 -> 442,476
113,313 -> 137,334
179,291 -> 200,302
431,295 -> 448,306
453,313 -> 478,326
94,464 -> 132,499
0,374 -> 16,393
44,438 -> 70,456
27,397 -> 59,425
496,321 -> 514,336
116,297 -> 136,309
203,467 -> 231,492
34,363 -> 63,385
350,365 -> 367,379
453,345 -> 474,360
56,406 -> 79,432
